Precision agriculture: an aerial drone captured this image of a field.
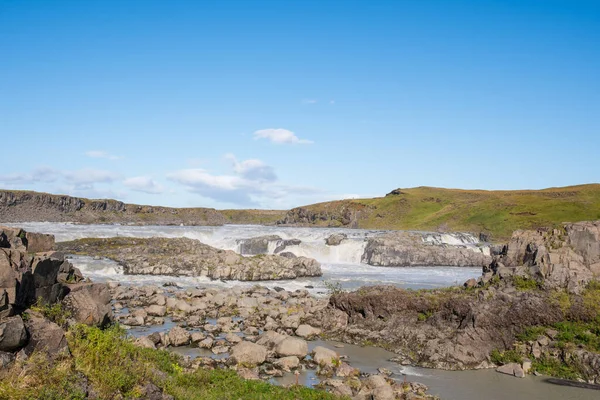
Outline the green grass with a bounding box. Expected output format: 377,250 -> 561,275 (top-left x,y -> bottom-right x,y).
282,184 -> 600,241
513,276 -> 541,291
0,324 -> 343,400
490,349 -> 523,365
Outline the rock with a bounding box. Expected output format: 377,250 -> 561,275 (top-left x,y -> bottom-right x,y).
238,235 -> 282,255
198,337 -> 214,349
146,305 -> 167,317
256,331 -> 286,349
325,233 -> 347,246
362,231 -> 491,267
312,346 -> 339,367
57,237 -> 322,281
237,367 -> 260,380
225,333 -> 242,344
364,374 -> 388,389
138,382 -> 174,400
274,356 -> 300,371
167,326 -> 190,347
275,337 -> 308,358
280,314 -> 301,329
212,345 -> 229,354
24,231 -> 55,253
522,358 -> 532,374
0,315 -> 27,352
0,351 -> 14,369
191,332 -> 206,343
464,278 -> 477,289
295,324 -> 321,339
23,312 -> 68,358
135,336 -> 157,349
230,341 -> 268,366
62,283 -> 113,327
336,362 -> 360,377
372,385 -> 395,400
496,363 -> 525,378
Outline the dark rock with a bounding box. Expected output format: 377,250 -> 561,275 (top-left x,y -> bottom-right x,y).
62,283 -> 113,327
23,311 -> 69,358
325,233 -> 347,246
0,315 -> 27,352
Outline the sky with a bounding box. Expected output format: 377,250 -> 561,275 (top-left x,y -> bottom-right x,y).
1,0 -> 599,210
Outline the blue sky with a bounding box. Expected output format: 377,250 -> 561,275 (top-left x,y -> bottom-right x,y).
1,0 -> 599,209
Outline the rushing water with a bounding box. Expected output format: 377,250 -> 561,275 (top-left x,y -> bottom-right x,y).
10,222 -> 597,399
11,222 -> 483,293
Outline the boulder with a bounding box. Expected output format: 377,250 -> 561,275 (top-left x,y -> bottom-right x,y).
255,331 -> 287,349
274,356 -> 300,371
0,315 -> 27,352
238,235 -> 282,255
496,362 -> 525,378
24,232 -> 55,253
0,351 -> 14,369
230,341 -> 268,366
274,337 -> 308,358
312,346 -> 339,367
295,324 -> 321,339
23,312 -> 68,358
62,283 -> 113,327
146,305 -> 167,317
325,233 -> 347,246
167,326 -> 190,347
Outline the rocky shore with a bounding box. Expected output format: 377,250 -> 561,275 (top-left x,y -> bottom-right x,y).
56,237 -> 322,281
0,225 -> 437,399
321,221 -> 600,383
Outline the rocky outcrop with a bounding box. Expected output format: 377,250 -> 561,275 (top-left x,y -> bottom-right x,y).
0,190 -> 226,226
278,202 -> 366,228
488,221 -> 600,292
361,231 -> 491,267
325,233 -> 347,246
23,311 -> 69,358
57,237 -> 322,281
236,235 -> 301,255
0,315 -> 27,352
320,221 -> 600,379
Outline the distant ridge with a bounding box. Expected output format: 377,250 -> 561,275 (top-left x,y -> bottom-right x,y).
2,184 -> 600,241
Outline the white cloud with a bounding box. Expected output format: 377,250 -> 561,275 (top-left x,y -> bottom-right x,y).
225,154 -> 277,182
0,167 -> 61,184
302,99 -> 318,104
253,129 -> 313,145
167,154 -> 321,207
123,176 -> 164,194
63,169 -> 121,186
85,150 -> 123,160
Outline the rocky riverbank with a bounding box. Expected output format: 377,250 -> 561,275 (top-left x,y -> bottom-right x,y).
0,226 -> 437,399
320,221 -> 600,383
56,237 -> 322,281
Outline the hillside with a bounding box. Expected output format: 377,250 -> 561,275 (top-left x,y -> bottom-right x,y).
278,184 -> 600,241
1,185 -> 599,241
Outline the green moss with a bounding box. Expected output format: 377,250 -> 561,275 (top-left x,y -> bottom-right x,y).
490,349 -> 523,365
513,276 -> 541,291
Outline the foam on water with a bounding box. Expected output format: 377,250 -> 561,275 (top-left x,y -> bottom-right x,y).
12,222 -> 483,292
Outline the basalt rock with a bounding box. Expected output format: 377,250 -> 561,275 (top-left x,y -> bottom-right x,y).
61,283 -> 113,328
57,237 -> 322,281
361,231 -> 491,267
488,220 -> 600,292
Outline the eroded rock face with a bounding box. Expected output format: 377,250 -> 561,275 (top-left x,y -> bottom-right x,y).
361,231 -> 491,267
489,221 -> 600,292
57,237 -> 322,281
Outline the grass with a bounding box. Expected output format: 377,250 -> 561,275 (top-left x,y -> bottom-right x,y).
0,324 -> 343,400
490,349 -> 523,365
513,276 -> 541,291
281,184 -> 600,241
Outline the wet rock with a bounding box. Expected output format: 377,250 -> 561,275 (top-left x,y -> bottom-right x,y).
336,362 -> 360,377
191,332 -> 206,343
237,367 -> 260,380
225,333 -> 242,344
325,233 -> 347,246
230,341 -> 268,366
312,346 -> 339,367
146,305 -> 167,317
198,337 -> 214,349
135,336 -> 156,349
212,345 -> 229,354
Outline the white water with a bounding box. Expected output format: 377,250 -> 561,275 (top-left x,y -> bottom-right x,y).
8,222 -> 484,294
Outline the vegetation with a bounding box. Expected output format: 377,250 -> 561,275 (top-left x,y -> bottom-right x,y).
220,209 -> 286,225
490,349 -> 523,365
0,324 -> 343,400
512,275 -> 541,291
284,184 -> 600,241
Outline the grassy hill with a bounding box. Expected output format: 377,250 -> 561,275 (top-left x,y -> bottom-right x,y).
280,184 -> 600,241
